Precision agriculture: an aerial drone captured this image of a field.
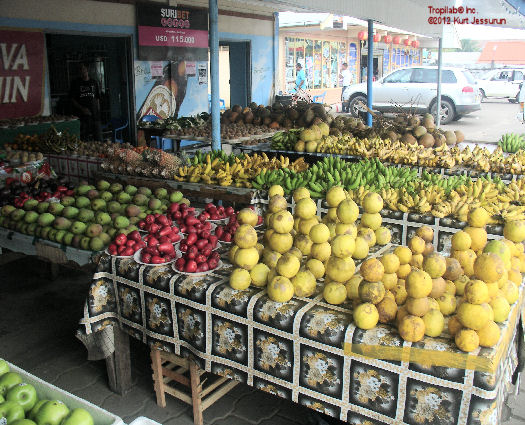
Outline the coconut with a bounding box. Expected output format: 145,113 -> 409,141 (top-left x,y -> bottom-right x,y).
401,133 -> 417,145
419,133 -> 435,148
454,130 -> 465,143
414,125 -> 428,138
422,114 -> 435,130
444,130 -> 457,146
386,130 -> 400,142
409,116 -> 421,127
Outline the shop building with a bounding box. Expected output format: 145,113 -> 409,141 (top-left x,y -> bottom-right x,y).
279,14 -> 430,106
1,0 -> 278,141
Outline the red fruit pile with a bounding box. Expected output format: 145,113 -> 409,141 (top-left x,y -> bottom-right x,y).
107,230 -> 146,257
175,229 -> 221,273
197,203 -> 236,221
214,214 -> 239,243
140,233 -> 177,264
138,213 -> 181,243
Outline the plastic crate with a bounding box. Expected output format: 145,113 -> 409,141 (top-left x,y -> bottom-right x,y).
128,417 -> 162,425
7,362 -> 124,425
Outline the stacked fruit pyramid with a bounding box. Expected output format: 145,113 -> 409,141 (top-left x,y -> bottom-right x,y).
227,183 -> 525,353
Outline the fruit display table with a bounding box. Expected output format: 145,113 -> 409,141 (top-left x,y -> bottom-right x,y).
240,143 -> 519,182
0,120 -> 80,147
97,172 -> 258,205
0,158 -> 53,186
79,245 -> 524,425
0,227 -> 100,267
46,154 -> 103,184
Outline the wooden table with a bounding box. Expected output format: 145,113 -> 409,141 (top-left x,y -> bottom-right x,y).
79,243 -> 525,424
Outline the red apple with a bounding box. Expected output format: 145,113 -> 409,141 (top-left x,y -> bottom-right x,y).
185,260 -> 197,273
147,237 -> 159,247
187,233 -> 198,245
195,239 -> 208,250
128,230 -> 142,242
151,256 -> 166,264
122,247 -> 134,256
187,245 -> 198,259
141,252 -> 152,263
175,258 -> 186,271
208,258 -> 219,269
196,262 -> 209,272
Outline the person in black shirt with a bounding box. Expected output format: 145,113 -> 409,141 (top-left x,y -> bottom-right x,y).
70,63 -> 103,141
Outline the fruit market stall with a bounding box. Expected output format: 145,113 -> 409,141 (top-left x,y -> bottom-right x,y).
0,117 -> 80,147
77,185 -> 525,425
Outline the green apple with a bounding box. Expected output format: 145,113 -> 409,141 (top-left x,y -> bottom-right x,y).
59,408 -> 93,425
0,360 -> 9,377
7,383 -> 37,413
34,400 -> 69,425
0,400 -> 25,423
28,400 -> 47,421
11,420 -> 37,425
0,373 -> 22,397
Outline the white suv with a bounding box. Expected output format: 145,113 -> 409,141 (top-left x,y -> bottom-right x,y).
476,69 -> 524,102
342,66 -> 480,124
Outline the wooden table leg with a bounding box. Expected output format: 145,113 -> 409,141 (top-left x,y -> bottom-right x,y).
189,360 -> 203,425
105,325 -> 132,395
151,349 -> 166,407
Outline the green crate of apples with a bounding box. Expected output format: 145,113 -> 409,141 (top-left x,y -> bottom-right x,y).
0,359 -> 123,425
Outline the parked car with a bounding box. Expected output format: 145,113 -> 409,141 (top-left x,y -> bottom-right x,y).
476,68 -> 524,103
342,66 -> 480,124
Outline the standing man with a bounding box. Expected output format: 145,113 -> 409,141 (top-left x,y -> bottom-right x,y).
70,63 -> 103,142
294,63 -> 306,92
340,63 -> 352,113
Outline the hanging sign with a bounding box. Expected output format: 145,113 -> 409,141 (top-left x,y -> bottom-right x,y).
0,29 -> 45,119
137,3 -> 208,61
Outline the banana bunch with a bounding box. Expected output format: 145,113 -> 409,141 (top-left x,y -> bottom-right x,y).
498,133 -> 525,153
270,129 -> 302,150
175,152 -> 307,187
502,179 -> 525,204
252,168 -> 307,193
311,133 -> 525,176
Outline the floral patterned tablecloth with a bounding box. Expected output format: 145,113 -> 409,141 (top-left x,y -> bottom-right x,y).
80,244 -> 523,425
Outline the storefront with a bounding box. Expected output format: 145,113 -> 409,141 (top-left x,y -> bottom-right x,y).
1,0 -> 277,142
279,16 -> 426,106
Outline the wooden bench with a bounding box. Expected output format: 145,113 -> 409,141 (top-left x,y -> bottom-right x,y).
151,349 -> 238,425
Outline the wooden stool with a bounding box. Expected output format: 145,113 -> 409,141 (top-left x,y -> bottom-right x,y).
151,349 -> 238,425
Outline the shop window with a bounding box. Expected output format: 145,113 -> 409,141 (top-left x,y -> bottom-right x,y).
285,37 -> 296,92
314,40 -> 322,89
305,39 -> 314,89
284,36 -> 349,91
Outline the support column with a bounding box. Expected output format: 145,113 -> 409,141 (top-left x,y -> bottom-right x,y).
209,0 -> 221,150
273,12 -> 279,97
436,36 -> 443,127
367,19 -> 374,127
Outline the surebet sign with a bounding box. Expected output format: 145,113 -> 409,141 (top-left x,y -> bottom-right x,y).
137,3 -> 208,62
0,29 -> 45,118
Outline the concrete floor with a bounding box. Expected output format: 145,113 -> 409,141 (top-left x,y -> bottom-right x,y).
1,255 -> 525,425
441,98 -> 524,144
